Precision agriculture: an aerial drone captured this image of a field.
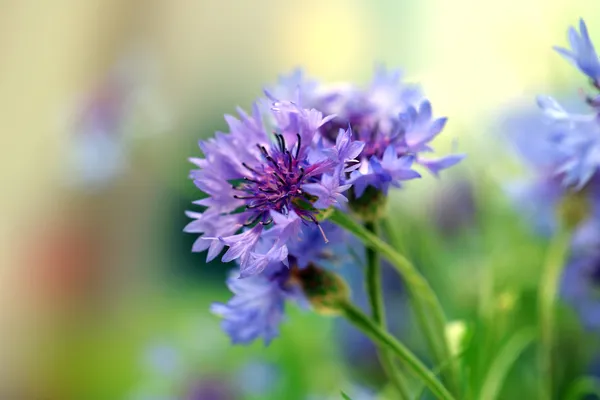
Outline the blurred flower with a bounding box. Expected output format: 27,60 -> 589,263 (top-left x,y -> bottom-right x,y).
235,361 -> 279,397
554,19 -> 600,84
533,20 -> 600,190
67,74 -> 128,188
144,343 -> 181,377
504,103 -> 600,236
185,101 -> 363,277
185,378 -> 238,400
266,66 -> 464,198
503,107 -> 567,235
561,251 -> 600,330
64,53 -> 169,190
536,95 -> 600,189
133,342 -> 282,400
430,179 -> 476,235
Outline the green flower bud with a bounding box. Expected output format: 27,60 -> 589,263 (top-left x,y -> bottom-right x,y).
291,264 -> 350,315
347,186 -> 388,222
558,189 -> 590,230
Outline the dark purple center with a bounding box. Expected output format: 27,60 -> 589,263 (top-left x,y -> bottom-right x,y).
233,134 -> 320,226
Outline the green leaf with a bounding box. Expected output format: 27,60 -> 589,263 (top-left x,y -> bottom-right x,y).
478,328 -> 536,400
340,391 -> 353,400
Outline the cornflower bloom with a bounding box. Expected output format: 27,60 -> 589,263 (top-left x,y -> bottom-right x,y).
537,19 -> 600,189
265,67 -> 464,198
211,223 -> 345,345
185,101 -> 363,277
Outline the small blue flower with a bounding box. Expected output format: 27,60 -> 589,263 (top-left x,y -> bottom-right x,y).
349,148 -> 420,197
554,19 -> 600,83
303,172 -> 352,209
210,264 -> 304,345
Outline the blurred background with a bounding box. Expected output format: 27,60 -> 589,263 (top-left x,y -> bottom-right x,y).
3,0 -> 600,399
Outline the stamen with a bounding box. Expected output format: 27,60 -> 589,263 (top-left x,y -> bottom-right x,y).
242,162 -> 258,174
243,213 -> 263,227
275,133 -> 285,152
316,222 -> 329,243
295,133 -> 302,158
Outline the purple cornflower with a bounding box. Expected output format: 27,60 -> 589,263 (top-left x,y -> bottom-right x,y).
535,20 -> 600,189
505,103 -> 600,330
210,263 -> 305,345
554,19 -> 600,84
503,106 -> 569,235
185,101 -> 363,277
211,222 -> 345,345
536,95 -> 600,189
265,66 -> 464,198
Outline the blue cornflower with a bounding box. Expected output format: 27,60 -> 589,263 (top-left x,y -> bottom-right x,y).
554,19 -> 600,84
533,20 -> 600,189
503,106 -> 570,234
185,101 -> 363,277
536,95 -> 600,189
210,263 -> 305,345
211,222 -> 346,344
266,66 -> 464,198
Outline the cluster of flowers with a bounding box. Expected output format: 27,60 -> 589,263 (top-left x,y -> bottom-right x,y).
510,19 -> 600,329
185,67 -> 463,344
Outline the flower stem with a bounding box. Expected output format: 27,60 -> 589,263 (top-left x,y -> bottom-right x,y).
538,229 -> 571,399
364,221 -> 411,400
330,209 -> 461,395
340,301 -> 455,400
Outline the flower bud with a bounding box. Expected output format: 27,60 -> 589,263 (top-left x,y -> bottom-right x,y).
558,189 -> 590,230
291,264 -> 350,315
347,186 -> 388,222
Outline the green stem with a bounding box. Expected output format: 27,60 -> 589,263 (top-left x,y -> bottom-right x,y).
340,301 -> 455,400
364,221 -> 411,400
330,209 -> 460,395
538,229 -> 571,399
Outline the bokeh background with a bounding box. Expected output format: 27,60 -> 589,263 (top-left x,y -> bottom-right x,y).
3,0 -> 600,399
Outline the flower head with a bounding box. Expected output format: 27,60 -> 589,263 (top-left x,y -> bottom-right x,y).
266,66 -> 463,199
186,102 -> 362,276
211,222 -> 347,345
532,21 -> 600,190
554,19 -> 600,84
537,95 -> 600,189
210,265 -> 303,345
